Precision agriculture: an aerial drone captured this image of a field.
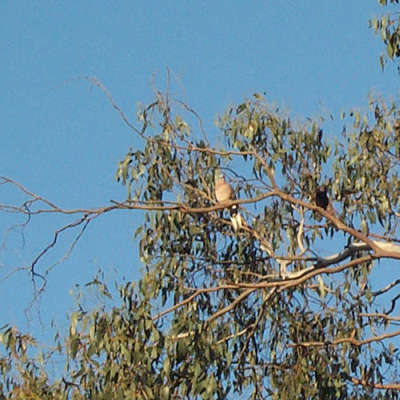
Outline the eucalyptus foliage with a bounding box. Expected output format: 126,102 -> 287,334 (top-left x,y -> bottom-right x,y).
370,0 -> 400,70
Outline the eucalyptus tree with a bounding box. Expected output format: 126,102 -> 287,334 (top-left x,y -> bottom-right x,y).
2,1 -> 400,399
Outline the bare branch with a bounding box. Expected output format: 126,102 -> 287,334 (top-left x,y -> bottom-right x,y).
289,328 -> 400,348
205,288 -> 256,326
152,284 -> 240,321
296,206 -> 306,255
349,376 -> 400,391
86,77 -> 145,137
385,293 -> 400,315
28,215 -> 92,291
373,279 -> 400,297
360,313 -> 400,322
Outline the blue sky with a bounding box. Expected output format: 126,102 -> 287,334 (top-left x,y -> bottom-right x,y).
0,0 -> 399,362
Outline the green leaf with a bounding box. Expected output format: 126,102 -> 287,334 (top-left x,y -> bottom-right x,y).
70,311 -> 79,336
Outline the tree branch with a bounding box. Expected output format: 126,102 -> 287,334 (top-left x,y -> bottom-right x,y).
360,313 -> 400,322
205,288 -> 256,326
289,328 -> 400,348
348,375 -> 400,391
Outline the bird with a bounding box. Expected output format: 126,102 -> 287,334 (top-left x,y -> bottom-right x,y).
315,186 -> 329,210
315,185 -> 336,217
215,176 -> 242,231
